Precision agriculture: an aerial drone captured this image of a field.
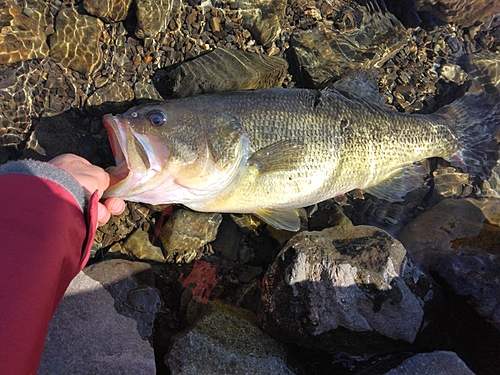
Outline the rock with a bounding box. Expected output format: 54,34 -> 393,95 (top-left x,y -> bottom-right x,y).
38,271 -> 155,375
222,0 -> 287,46
166,300 -> 293,375
23,110 -> 95,161
86,81 -> 134,106
290,2 -> 408,87
383,351 -> 475,375
0,0 -> 49,64
259,225 -> 436,356
83,0 -> 133,22
399,198 -> 500,330
155,47 -> 288,98
121,229 -> 166,262
160,209 -> 222,263
412,0 -> 500,26
464,51 -> 500,96
134,82 -> 164,102
50,7 -> 104,75
84,259 -> 163,340
135,0 -> 180,39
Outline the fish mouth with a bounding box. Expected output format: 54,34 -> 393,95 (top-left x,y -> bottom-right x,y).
102,114 -> 170,198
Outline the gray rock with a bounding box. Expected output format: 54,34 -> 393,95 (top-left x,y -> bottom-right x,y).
399,198 -> 500,331
84,259 -> 163,340
38,271 -> 155,375
290,2 -> 408,87
166,300 -> 294,375
156,47 -> 288,98
383,351 -> 475,375
259,225 -> 437,356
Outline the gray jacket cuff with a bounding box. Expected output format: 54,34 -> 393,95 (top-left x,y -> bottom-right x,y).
0,159 -> 86,212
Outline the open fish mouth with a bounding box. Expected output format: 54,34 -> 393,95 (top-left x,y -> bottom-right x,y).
102,114 -> 171,198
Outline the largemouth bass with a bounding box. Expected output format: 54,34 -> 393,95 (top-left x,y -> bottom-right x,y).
102,76 -> 499,231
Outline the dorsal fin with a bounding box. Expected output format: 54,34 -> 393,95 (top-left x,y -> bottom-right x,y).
332,69 -> 386,105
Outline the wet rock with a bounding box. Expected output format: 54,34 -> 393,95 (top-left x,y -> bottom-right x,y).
134,81 -> 164,102
120,228 -> 166,262
39,271 -> 155,375
259,225 -> 436,356
290,2 -> 408,87
220,0 -> 287,46
412,0 -> 500,26
156,47 -> 288,98
50,7 -> 104,75
86,81 -> 134,107
159,209 -> 222,263
83,0 -> 132,23
135,0 -> 180,39
23,110 -> 95,161
383,351 -> 475,375
433,167 -> 475,198
464,51 -> 500,95
0,0 -> 49,64
166,300 -> 293,374
85,259 -> 163,340
399,198 -> 500,330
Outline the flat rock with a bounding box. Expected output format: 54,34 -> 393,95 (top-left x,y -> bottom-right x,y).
120,228 -> 166,262
259,225 -> 437,356
0,0 -> 49,64
166,300 -> 294,375
38,271 -> 155,375
86,81 -> 134,106
412,0 -> 500,26
155,47 -> 288,98
50,7 -> 104,75
83,0 -> 133,22
84,259 -> 163,340
383,351 -> 475,375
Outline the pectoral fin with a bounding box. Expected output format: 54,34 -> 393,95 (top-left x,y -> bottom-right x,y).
364,163 -> 427,202
248,140 -> 306,173
254,208 -> 302,231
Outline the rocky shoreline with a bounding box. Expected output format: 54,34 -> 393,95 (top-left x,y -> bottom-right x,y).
2,0 -> 500,374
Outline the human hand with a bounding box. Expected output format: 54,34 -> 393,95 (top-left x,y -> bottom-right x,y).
49,154 -> 126,227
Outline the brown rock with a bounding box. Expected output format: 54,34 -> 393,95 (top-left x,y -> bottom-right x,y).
0,0 -> 49,64
412,0 -> 500,26
86,81 -> 134,106
49,7 -> 104,75
135,0 -> 180,39
83,0 -> 133,22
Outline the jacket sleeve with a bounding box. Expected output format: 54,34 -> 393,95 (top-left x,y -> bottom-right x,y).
0,159 -> 99,375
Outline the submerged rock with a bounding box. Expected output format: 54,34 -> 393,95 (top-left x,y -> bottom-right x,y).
0,0 -> 49,64
166,300 -> 293,374
159,209 -> 222,263
290,1 -> 408,87
219,0 -> 287,46
412,0 -> 500,26
50,7 -> 104,75
120,229 -> 166,263
259,225 -> 436,356
156,47 -> 288,98
135,0 -> 180,39
86,81 -> 134,106
83,0 -> 132,22
399,198 -> 500,330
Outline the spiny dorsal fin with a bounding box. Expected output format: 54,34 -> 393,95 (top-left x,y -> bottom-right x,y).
248,140 -> 306,173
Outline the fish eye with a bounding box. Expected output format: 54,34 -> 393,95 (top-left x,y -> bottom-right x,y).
148,111 -> 167,127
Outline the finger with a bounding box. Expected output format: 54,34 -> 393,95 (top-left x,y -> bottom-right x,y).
103,197 -> 126,215
97,202 -> 112,227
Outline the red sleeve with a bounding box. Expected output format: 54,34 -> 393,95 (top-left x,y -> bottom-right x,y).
0,173 -> 98,375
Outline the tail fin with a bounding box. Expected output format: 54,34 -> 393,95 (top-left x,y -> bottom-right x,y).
438,93 -> 500,179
